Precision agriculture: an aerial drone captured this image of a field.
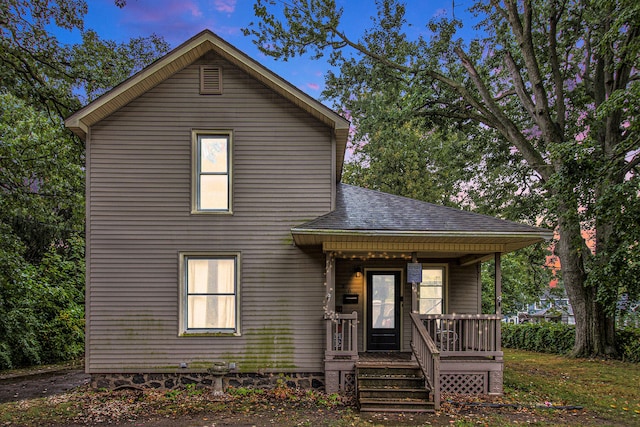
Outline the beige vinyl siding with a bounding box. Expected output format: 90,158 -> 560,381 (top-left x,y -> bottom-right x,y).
86,53 -> 332,373
448,263 -> 482,313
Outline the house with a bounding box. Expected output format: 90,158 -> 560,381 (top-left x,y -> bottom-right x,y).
519,288 -> 575,325
65,30 -> 552,411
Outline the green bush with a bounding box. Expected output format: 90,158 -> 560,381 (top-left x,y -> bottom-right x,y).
0,228 -> 84,370
616,327 -> 640,363
502,322 -> 640,362
502,322 -> 575,354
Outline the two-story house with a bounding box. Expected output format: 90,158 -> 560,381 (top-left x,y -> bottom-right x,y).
65,30 -> 552,411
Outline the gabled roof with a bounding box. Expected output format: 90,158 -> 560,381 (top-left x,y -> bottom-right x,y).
291,184 -> 553,255
65,30 -> 350,180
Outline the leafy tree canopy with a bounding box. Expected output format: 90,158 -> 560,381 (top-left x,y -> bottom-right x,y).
1,0 -> 169,118
246,0 -> 640,356
0,0 -> 169,368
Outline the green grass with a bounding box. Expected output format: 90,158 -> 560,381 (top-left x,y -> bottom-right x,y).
1,350 -> 638,426
503,348 -> 640,425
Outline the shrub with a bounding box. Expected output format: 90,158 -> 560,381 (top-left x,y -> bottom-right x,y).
502,323 -> 575,354
617,327 -> 640,363
502,322 -> 574,354
502,322 -> 640,362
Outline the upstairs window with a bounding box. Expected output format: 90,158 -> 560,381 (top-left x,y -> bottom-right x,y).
192,131 -> 232,213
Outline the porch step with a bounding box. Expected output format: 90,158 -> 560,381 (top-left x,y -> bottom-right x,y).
356,362 -> 434,413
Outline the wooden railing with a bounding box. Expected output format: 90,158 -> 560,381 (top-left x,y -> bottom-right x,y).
410,313 -> 440,410
419,314 -> 502,357
325,311 -> 358,359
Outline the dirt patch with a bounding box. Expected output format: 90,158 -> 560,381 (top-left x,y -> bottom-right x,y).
0,366 -> 89,403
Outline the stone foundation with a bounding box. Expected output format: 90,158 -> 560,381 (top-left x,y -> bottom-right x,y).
91,372 -> 325,391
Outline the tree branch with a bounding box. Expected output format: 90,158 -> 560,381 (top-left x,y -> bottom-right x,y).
454,46 -> 552,181
502,0 -> 559,144
548,0 -> 566,131
504,51 -> 536,118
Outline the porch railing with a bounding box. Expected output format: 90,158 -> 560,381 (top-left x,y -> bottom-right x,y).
325,311 -> 358,359
410,312 -> 440,410
419,314 -> 502,357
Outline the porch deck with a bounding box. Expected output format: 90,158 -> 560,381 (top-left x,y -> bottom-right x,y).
357,352 -> 413,364
325,312 -> 504,407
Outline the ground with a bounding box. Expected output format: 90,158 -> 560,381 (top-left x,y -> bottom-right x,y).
0,363 -> 89,404
0,359 -> 633,426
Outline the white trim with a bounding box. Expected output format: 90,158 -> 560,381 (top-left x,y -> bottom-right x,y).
178,251 -> 241,336
190,130 -> 233,214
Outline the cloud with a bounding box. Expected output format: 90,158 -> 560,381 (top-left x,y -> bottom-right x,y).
306,82 -> 320,91
125,0 -> 203,21
115,0 -> 213,45
214,0 -> 236,13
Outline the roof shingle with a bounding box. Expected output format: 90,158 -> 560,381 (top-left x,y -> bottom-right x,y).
295,184 -> 550,235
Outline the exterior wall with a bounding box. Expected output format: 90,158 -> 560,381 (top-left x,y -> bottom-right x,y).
334,258 -> 483,353
448,263 -> 482,313
86,52 -> 332,374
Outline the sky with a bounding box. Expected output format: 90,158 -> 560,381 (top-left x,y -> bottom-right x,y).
56,0 -> 473,100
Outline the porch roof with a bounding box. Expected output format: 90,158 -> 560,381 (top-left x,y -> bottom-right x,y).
291,184 -> 553,256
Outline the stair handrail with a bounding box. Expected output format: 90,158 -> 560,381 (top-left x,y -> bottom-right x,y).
410,312 -> 440,410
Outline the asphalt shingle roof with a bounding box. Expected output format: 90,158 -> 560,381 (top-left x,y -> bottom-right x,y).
294,184 -> 549,235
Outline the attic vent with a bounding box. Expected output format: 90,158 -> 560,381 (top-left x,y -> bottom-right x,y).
200,66 -> 222,94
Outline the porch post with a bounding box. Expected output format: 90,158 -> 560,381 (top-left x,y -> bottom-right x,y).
411,252 -> 419,313
494,252 -> 502,316
325,252 -> 336,314
490,252 -> 504,394
324,251 -> 339,394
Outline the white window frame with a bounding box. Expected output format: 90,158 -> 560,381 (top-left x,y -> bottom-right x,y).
191,130 -> 233,214
179,252 -> 241,336
418,265 -> 447,315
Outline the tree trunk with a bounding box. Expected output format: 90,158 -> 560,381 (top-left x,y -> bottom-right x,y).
555,208 -> 616,357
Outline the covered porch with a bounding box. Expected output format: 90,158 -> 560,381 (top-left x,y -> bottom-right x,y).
291,184 -> 553,410
321,250 -> 506,410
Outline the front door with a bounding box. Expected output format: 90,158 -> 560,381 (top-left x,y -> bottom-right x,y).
367,271 -> 401,351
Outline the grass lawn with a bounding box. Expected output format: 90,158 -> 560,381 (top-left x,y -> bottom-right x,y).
1,349 -> 638,426
499,348 -> 640,426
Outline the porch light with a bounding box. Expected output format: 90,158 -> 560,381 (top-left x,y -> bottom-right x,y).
355,266 -> 362,278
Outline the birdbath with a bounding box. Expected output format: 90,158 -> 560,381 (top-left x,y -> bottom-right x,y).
207,362 -> 230,395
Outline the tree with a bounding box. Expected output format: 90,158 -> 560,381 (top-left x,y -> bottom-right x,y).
1,0 -> 169,118
0,93 -> 85,368
482,245 -> 554,316
246,0 -> 640,357
343,128 -> 480,208
0,0 -> 169,367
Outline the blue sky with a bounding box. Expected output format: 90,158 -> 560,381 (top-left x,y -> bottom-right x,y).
58,0 -> 471,98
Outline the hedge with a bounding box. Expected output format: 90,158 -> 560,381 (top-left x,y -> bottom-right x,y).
501,322 -> 640,362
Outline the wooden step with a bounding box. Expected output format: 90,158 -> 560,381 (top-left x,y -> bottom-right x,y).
358,375 -> 425,389
356,363 -> 434,412
359,387 -> 430,400
359,397 -> 435,412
